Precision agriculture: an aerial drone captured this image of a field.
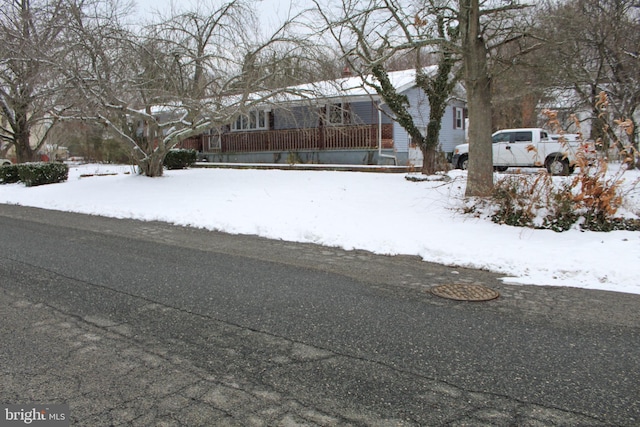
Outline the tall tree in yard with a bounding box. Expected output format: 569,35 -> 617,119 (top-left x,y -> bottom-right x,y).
457,0 -> 536,196
63,0 -> 310,177
458,0 -> 493,196
314,0 -> 536,179
0,0 -> 69,162
418,14 -> 460,174
62,0 -> 247,176
313,0 -> 461,175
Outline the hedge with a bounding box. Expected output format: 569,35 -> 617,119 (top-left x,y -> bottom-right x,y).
0,164 -> 20,184
164,149 -> 197,170
5,162 -> 70,187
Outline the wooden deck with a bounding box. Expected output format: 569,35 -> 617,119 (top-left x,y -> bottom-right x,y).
179,124 -> 394,153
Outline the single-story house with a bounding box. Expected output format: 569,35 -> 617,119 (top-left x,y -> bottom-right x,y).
179,67 -> 467,166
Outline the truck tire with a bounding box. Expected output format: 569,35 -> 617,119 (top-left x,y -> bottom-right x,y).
458,154 -> 468,170
546,156 -> 570,176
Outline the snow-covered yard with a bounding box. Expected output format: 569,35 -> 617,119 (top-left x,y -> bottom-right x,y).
1,163 -> 639,295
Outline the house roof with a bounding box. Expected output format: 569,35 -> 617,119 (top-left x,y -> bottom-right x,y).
264,66 -> 466,106
145,67 -> 466,118
539,87 -> 587,110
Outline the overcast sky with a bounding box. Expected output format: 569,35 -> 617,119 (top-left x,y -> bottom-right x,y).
132,0 -> 301,29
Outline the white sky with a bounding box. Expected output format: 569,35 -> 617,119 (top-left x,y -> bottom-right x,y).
2,164 -> 639,296
132,0 -> 300,29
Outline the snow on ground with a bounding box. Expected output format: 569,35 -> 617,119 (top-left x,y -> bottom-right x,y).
1,163 -> 639,295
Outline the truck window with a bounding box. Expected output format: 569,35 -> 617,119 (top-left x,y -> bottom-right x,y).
540,131 -> 548,140
514,131 -> 532,142
493,133 -> 512,143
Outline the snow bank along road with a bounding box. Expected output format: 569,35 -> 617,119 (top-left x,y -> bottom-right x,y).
1,204 -> 639,426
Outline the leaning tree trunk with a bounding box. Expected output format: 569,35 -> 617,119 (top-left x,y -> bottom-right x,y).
460,0 -> 494,197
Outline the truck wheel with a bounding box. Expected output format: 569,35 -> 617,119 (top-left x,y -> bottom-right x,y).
494,166 -> 508,172
546,156 -> 570,176
458,154 -> 468,170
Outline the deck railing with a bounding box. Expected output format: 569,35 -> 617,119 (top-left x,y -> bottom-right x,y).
210,124 -> 393,153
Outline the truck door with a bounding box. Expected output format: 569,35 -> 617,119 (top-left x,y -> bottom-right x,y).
504,131 -> 537,166
493,131 -> 514,166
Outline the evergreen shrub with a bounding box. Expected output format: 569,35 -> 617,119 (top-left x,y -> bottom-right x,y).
17,162 -> 69,187
0,164 -> 20,184
164,149 -> 197,170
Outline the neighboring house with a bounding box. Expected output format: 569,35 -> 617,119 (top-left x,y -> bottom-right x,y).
540,87 -> 640,141
179,67 -> 467,166
538,87 -> 593,136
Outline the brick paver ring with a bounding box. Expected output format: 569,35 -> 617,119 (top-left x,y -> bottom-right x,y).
430,283 -> 500,301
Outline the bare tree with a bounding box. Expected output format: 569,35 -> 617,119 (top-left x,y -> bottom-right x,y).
540,0 -> 640,152
457,0 -> 535,197
418,11 -> 461,173
313,0 -> 537,184
0,0 -> 71,162
458,0 -> 493,196
313,0 -> 462,174
60,0 -> 312,176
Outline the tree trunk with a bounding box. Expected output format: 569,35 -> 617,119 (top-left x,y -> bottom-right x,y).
421,119 -> 449,174
418,14 -> 458,176
420,144 -> 449,175
460,0 -> 494,197
12,103 -> 38,163
136,151 -> 165,177
418,77 -> 451,174
421,145 -> 436,174
15,128 -> 37,163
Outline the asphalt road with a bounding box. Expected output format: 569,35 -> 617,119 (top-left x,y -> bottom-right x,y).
1,204 -> 639,426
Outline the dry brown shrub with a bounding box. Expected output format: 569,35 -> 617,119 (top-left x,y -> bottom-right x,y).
486,99 -> 638,232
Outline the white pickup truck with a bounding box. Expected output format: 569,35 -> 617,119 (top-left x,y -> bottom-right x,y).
451,128 -> 583,175
1,158 -> 12,166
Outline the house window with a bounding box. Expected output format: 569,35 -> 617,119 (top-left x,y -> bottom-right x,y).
232,110 -> 269,131
326,103 -> 351,125
453,107 -> 465,130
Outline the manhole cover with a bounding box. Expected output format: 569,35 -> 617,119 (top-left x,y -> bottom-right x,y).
430,284 -> 500,301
